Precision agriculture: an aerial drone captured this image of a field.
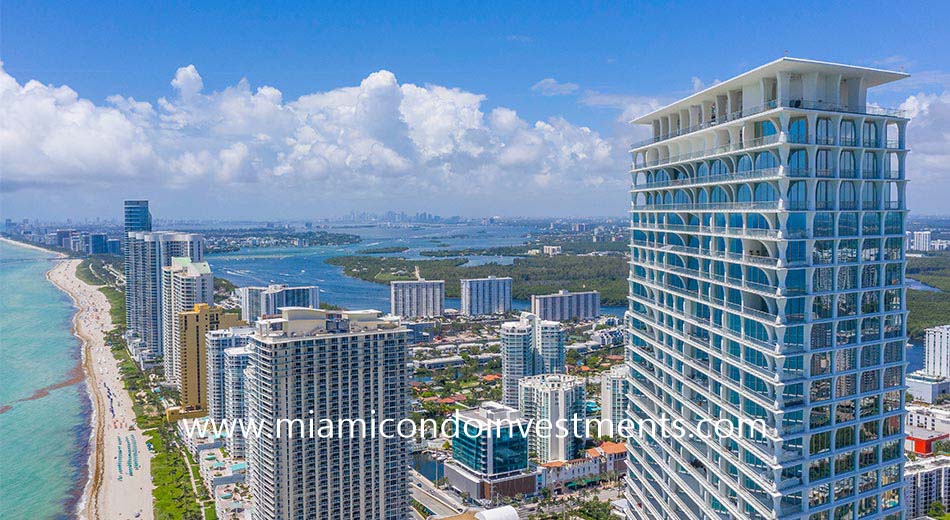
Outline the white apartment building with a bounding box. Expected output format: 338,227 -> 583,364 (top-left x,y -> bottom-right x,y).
205,326 -> 254,423
223,345 -> 251,458
237,284 -> 320,322
500,312 -> 566,407
905,456 -> 950,519
390,279 -> 444,318
623,58 -> 908,520
125,231 -> 204,365
926,325 -> 950,378
600,364 -> 628,437
460,276 -> 512,316
912,230 -> 932,252
531,289 -> 600,322
518,374 -> 586,463
161,257 -> 214,385
245,308 -> 409,519
906,404 -> 950,435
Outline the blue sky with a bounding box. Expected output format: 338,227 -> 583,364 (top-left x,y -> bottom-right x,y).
1,1 -> 949,218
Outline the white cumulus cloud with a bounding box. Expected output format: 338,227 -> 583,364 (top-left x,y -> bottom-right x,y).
0,63 -> 628,214
900,90 -> 950,214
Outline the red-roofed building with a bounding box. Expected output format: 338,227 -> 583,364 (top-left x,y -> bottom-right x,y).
539,457 -> 601,491
906,426 -> 950,456
539,442 -> 628,491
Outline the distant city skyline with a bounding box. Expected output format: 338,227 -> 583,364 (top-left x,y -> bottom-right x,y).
1,2 -> 948,218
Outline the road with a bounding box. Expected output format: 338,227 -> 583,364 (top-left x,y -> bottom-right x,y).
410,469 -> 467,518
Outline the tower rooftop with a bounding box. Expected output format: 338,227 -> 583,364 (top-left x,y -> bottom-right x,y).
632,57 -> 908,124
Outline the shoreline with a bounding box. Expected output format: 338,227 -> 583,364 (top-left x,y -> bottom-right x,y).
47,259 -> 154,519
0,236 -> 68,258
6,236 -> 158,520
47,262 -> 104,519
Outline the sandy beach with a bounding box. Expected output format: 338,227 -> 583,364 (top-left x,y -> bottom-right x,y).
45,258 -> 154,520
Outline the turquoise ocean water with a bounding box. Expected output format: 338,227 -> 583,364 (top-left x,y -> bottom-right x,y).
0,241 -> 91,519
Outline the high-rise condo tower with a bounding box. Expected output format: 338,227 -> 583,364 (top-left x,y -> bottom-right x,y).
622,58 -> 909,520
245,308 -> 409,519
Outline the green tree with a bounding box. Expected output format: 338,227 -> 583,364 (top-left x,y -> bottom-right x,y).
929,500 -> 946,517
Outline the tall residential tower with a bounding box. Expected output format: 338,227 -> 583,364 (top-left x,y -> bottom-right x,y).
125,231 -> 205,366
245,308 -> 409,519
237,284 -> 320,322
123,199 -> 152,331
530,289 -> 601,322
460,276 -> 512,316
623,58 -> 908,520
500,312 -> 566,407
161,257 -> 214,384
390,279 -> 445,318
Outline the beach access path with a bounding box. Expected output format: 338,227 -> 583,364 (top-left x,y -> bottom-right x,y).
47,259 -> 154,520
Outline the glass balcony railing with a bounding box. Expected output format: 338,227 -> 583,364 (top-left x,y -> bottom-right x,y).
629,272 -> 782,324
635,134 -> 780,168
638,201 -> 783,212
625,365 -> 783,498
630,239 -> 781,267
632,99 -> 906,149
629,221 -> 809,240
632,167 -> 783,190
630,100 -> 780,149
785,99 -> 906,118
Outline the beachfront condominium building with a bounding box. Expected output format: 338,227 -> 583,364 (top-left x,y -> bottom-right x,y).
531,289 -> 601,322
500,312 -> 566,407
175,304 -> 245,414
124,199 -> 152,235
926,325 -> 950,378
123,200 -> 151,314
161,257 -> 214,384
223,345 -> 251,457
125,231 -> 205,366
206,326 -> 255,423
390,279 -> 445,318
245,308 -> 409,519
518,374 -> 586,463
88,233 -> 108,255
237,284 -> 321,322
600,364 -> 628,438
623,58 -> 908,520
460,276 -> 513,316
